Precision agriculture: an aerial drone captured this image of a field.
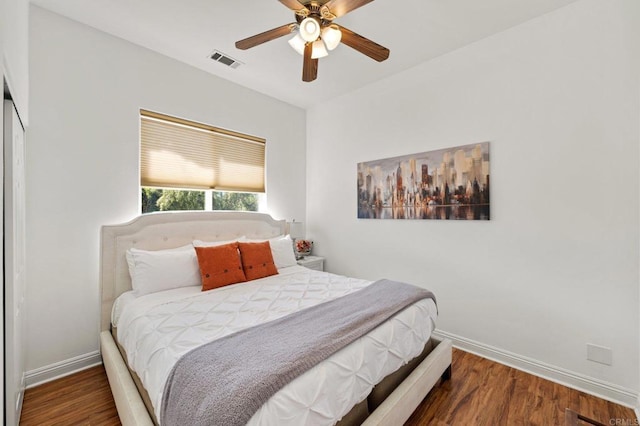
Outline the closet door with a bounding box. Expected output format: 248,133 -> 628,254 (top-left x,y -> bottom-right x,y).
4,99 -> 26,426
1,97 -> 4,426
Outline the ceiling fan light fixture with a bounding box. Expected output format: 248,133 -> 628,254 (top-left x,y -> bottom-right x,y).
234,0 -> 389,82
299,17 -> 321,42
288,33 -> 306,55
321,25 -> 342,51
311,39 -> 328,59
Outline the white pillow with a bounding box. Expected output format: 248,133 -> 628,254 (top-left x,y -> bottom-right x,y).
269,235 -> 298,269
193,237 -> 246,247
126,245 -> 200,297
247,235 -> 298,269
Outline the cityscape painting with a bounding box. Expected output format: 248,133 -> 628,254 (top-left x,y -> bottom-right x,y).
357,142 -> 490,220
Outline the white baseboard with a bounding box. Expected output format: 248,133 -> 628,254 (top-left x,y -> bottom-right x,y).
433,330 -> 638,409
25,351 -> 102,389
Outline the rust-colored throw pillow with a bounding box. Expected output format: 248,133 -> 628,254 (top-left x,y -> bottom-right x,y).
195,242 -> 246,291
238,241 -> 278,281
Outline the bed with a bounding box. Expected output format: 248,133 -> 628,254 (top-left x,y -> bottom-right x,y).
99,211 -> 452,425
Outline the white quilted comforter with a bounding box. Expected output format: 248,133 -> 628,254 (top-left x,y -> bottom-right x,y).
112,266 -> 437,425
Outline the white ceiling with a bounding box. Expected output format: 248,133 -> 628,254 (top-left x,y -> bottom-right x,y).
31,0 -> 580,109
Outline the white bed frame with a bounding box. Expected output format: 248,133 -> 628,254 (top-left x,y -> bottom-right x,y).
99,211 -> 452,426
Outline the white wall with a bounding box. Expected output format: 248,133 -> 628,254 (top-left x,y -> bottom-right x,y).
308,0 -> 639,402
2,0 -> 29,123
26,6 -> 306,374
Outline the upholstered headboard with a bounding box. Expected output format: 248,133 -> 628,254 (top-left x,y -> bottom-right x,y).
100,211 -> 287,331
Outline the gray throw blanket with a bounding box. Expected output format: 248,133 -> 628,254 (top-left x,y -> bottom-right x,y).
160,279 -> 436,426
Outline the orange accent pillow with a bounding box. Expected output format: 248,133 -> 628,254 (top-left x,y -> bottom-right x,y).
194,242 -> 246,291
238,241 -> 278,281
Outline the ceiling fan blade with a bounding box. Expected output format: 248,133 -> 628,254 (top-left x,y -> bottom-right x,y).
279,0 -> 309,15
236,23 -> 296,50
338,25 -> 389,62
323,0 -> 373,18
302,43 -> 318,82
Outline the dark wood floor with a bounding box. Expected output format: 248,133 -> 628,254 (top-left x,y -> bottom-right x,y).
20,365 -> 119,425
20,349 -> 637,425
405,350 -> 636,426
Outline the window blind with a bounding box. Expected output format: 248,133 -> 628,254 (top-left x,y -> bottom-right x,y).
140,110 -> 266,193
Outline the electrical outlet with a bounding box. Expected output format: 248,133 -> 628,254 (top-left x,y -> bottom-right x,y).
587,343 -> 612,366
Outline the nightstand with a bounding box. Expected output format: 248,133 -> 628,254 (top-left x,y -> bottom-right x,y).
297,255 -> 325,271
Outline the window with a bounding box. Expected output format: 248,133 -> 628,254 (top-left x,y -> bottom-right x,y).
140,110 -> 265,213
141,188 -> 260,213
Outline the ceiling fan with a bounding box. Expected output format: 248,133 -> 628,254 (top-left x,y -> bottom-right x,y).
235,0 -> 390,82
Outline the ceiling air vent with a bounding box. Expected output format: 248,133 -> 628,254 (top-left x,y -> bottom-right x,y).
209,50 -> 242,69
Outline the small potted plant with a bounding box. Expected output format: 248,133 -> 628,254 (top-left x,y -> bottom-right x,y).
295,239 -> 313,258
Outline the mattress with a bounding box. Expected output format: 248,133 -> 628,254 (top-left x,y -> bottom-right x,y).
112,265 -> 438,425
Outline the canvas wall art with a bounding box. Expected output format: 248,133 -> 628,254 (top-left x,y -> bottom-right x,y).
357,142 -> 490,220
